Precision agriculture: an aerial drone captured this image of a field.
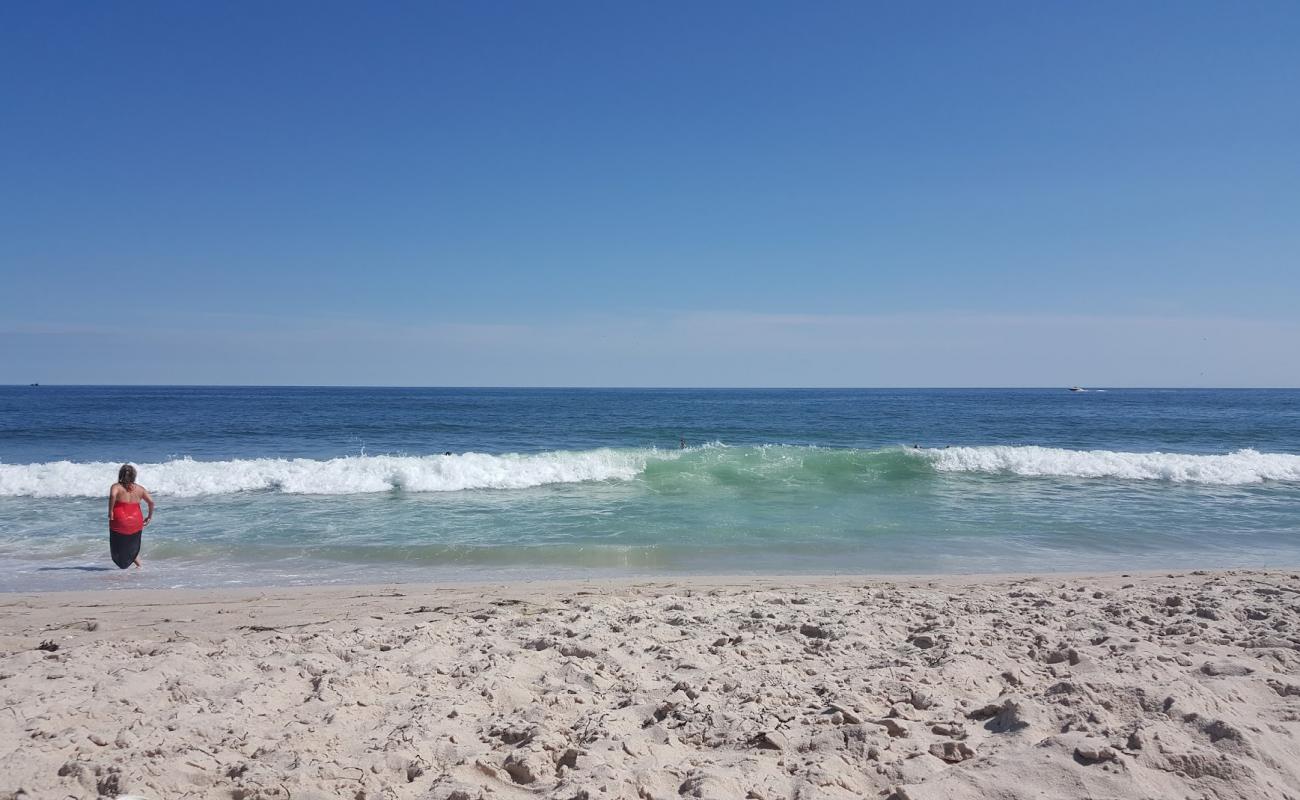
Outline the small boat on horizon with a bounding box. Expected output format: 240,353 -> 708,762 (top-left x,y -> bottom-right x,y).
1069,386 -> 1086,392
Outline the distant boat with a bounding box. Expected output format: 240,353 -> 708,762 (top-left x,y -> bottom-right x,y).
28,383 -> 39,387
1068,386 -> 1086,392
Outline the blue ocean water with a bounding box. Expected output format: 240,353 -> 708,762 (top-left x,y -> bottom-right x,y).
2,387 -> 1298,591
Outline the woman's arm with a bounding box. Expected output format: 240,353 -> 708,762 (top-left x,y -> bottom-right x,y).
108,484 -> 117,524
142,488 -> 155,526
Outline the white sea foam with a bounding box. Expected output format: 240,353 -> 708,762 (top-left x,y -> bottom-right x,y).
0,449 -> 662,498
925,446 -> 1300,485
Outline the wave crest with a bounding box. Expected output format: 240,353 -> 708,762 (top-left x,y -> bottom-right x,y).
0,449 -> 658,498
924,446 -> 1300,485
2,445 -> 1297,498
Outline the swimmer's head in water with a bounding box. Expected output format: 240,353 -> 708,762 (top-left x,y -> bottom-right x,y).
118,463 -> 137,488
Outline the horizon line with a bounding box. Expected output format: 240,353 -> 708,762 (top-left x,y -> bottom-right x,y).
6,384 -> 1299,391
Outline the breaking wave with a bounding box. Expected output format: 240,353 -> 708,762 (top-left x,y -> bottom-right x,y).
925,445 -> 1300,485
0,449 -> 660,498
2,445 -> 1297,498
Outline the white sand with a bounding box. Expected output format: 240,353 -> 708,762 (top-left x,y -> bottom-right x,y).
2,570 -> 1299,800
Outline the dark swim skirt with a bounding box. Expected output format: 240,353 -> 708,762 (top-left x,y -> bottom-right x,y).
109,530 -> 141,569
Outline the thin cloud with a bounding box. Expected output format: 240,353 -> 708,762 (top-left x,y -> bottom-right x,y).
4,311 -> 1296,386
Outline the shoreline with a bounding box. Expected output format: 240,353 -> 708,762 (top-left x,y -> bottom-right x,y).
9,563 -> 1299,599
3,569 -> 1299,799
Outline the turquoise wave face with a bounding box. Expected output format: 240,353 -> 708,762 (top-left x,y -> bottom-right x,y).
639,446 -> 934,493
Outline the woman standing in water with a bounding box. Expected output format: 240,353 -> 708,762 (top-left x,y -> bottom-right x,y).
108,464 -> 154,569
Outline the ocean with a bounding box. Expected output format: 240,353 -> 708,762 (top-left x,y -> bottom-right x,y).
2,386 -> 1298,591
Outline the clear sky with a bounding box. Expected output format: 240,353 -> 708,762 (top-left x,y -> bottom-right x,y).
2,2 -> 1297,386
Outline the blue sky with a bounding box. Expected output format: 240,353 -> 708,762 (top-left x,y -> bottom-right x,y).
2,1 -> 1297,386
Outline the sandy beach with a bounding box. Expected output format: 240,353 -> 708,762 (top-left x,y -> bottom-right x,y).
3,570 -> 1299,800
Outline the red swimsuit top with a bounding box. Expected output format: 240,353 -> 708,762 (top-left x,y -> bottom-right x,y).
110,501 -> 144,534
